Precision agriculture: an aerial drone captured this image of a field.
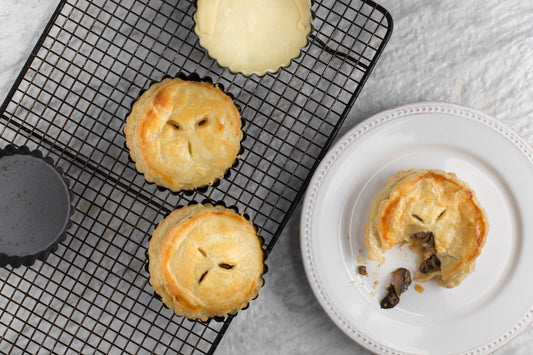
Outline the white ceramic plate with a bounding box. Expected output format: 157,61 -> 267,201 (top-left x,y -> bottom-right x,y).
300,102 -> 533,354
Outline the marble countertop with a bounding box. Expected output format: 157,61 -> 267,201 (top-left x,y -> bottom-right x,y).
1,0 -> 532,354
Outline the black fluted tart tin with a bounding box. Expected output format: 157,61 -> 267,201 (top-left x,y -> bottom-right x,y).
0,145 -> 73,268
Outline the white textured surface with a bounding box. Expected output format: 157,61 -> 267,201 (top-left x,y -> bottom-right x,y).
1,1 -> 532,354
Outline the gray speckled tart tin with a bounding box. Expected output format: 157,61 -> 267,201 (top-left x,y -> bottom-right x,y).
0,145 -> 73,268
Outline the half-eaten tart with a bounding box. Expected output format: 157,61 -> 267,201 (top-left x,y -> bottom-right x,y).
148,204 -> 265,321
365,169 -> 488,288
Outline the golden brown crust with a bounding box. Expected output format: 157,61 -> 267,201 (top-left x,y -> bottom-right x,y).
364,169 -> 488,288
125,78 -> 242,191
148,204 -> 264,321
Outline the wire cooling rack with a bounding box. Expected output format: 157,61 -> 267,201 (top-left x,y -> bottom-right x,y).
0,0 -> 392,353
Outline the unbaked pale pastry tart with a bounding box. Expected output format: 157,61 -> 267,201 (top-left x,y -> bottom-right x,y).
125,77 -> 242,191
148,204 -> 265,321
365,169 -> 488,288
194,0 -> 312,76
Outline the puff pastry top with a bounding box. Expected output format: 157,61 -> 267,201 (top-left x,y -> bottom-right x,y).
148,204 -> 264,321
194,0 -> 312,76
125,78 -> 242,191
365,169 -> 488,288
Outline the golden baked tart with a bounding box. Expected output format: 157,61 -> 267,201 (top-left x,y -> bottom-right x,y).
148,204 -> 265,321
194,0 -> 312,76
364,169 -> 488,288
125,77 -> 242,191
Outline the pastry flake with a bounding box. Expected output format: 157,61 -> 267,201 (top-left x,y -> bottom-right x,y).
148,204 -> 265,321
364,169 -> 488,288
125,78 -> 242,191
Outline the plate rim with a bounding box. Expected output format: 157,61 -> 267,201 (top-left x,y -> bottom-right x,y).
300,101 -> 533,354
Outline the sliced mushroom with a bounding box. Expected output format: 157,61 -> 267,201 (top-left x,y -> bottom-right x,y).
380,286 -> 400,309
419,254 -> 441,274
410,231 -> 433,244
410,231 -> 441,274
391,267 -> 412,296
380,268 -> 411,309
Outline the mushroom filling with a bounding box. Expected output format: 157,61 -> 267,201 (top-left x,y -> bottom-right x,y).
380,268 -> 412,309
410,231 -> 441,274
380,233 -> 443,309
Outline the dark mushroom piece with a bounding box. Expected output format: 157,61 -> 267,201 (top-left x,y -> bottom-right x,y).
410,231 -> 441,274
380,267 -> 412,309
391,267 -> 412,295
419,254 -> 441,274
380,286 -> 400,309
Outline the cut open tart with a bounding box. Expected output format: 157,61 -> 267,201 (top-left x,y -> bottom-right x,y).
365,169 -> 488,288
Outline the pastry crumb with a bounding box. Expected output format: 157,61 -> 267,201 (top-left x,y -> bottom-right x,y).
414,284 -> 425,293
357,265 -> 367,276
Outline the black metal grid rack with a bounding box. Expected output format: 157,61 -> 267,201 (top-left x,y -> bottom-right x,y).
0,0 -> 392,353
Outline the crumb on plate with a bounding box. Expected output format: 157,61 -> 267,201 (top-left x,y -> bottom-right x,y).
414,284 -> 425,293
